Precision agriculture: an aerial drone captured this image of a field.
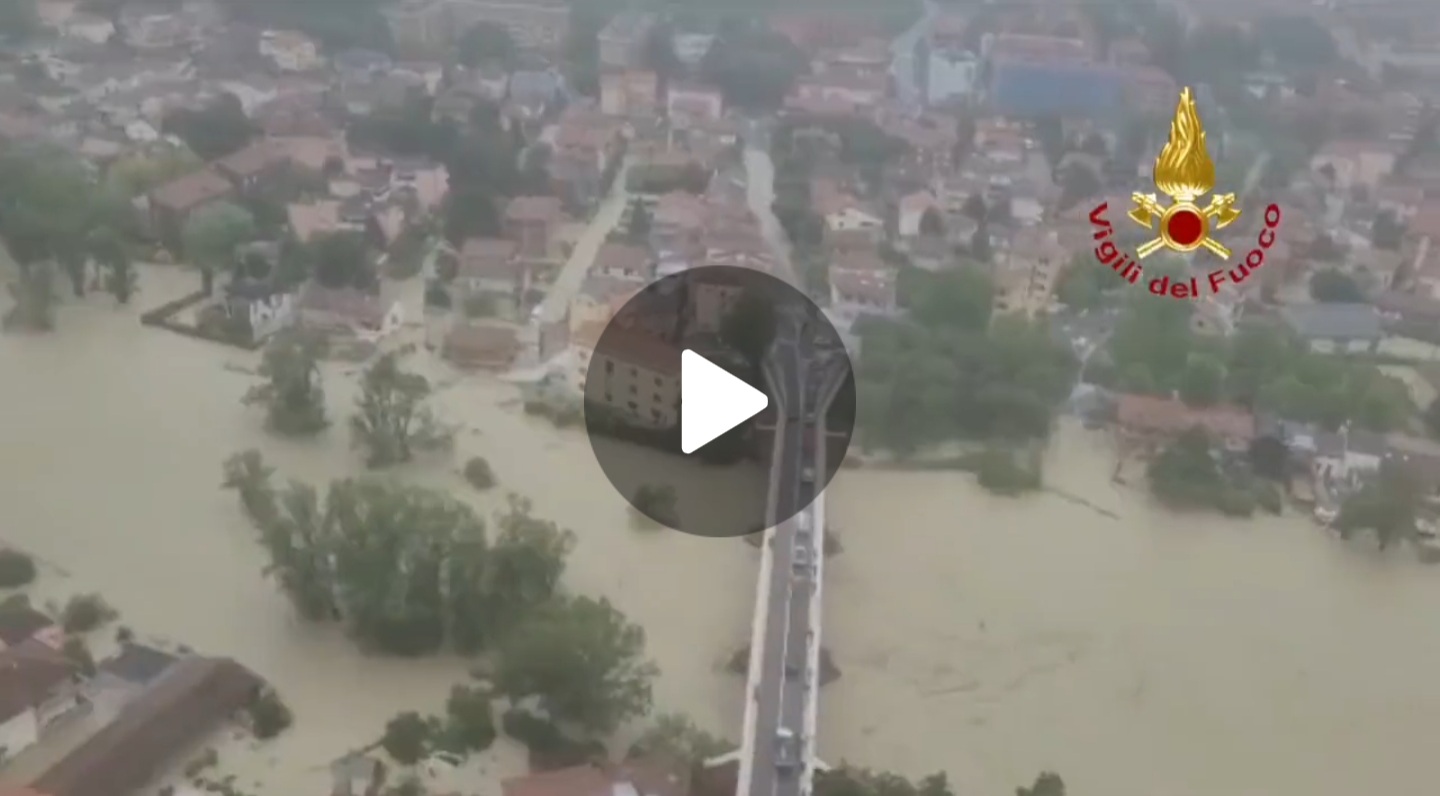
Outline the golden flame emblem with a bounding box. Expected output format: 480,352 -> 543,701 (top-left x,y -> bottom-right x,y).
1128,87 -> 1240,260
1154,87 -> 1215,203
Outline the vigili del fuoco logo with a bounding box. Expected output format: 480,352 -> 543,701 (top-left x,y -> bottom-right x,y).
1087,87 -> 1283,300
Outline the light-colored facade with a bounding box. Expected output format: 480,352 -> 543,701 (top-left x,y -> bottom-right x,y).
260,30 -> 325,72
688,281 -> 742,335
598,11 -> 654,69
572,323 -> 681,429
385,0 -> 569,55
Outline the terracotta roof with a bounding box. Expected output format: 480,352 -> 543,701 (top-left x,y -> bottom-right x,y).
503,760 -> 688,796
1409,202 -> 1440,239
212,140 -> 287,179
832,269 -> 895,303
148,169 -> 232,213
827,228 -> 878,253
298,283 -> 390,327
594,242 -> 649,274
653,192 -> 707,228
459,237 -> 520,280
784,93 -> 859,118
0,640 -> 74,724
832,249 -> 887,274
573,322 -> 680,376
1116,394 -> 1254,441
1377,290 -> 1440,321
444,322 -> 520,368
0,604 -> 56,647
555,120 -> 617,151
579,274 -> 644,304
33,657 -> 261,796
504,195 -> 564,224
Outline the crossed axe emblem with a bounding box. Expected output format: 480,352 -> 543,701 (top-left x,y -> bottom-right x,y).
1128,193 -> 1241,260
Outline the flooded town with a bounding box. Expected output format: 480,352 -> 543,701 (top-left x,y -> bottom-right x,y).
1,1 -> 1440,796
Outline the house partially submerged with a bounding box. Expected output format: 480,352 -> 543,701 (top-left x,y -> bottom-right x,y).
32,656 -> 262,796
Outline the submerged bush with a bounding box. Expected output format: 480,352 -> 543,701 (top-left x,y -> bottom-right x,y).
249,688 -> 294,740
61,593 -> 118,633
0,549 -> 37,588
463,456 -> 496,491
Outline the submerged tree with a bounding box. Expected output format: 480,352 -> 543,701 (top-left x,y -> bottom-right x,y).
628,712 -> 730,764
814,766 -> 955,796
1016,772 -> 1065,796
382,711 -> 432,765
719,288 -> 778,373
351,352 -> 454,467
322,478 -> 488,654
1336,463 -> 1420,550
479,495 -> 576,639
224,451 -> 585,658
244,331 -> 330,436
3,262 -> 56,332
260,480 -> 338,622
443,684 -> 498,752
181,201 -> 256,281
89,227 -> 137,304
495,594 -> 657,734
221,449 -> 278,526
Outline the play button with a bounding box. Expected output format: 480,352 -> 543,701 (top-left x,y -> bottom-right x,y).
681,350 -> 769,454
581,265 -> 856,538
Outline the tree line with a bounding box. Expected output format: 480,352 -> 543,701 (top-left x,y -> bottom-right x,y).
243,337 -> 455,469
855,267 -> 1078,457
0,144 -> 144,330
222,449 -> 657,736
1087,288 -> 1412,432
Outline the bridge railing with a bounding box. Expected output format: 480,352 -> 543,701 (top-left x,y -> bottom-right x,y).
800,423 -> 827,795
738,366 -> 790,796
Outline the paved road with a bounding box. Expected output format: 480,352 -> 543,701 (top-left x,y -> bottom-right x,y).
749,315 -> 815,796
535,162 -> 631,325
742,142 -> 796,286
741,124 -> 838,796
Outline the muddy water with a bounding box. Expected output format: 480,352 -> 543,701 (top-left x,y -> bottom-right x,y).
0,268 -> 753,793
4,268 -> 1440,795
824,426 -> 1440,796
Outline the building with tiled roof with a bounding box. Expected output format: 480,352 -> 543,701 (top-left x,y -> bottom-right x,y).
32,656 -> 261,796
1116,393 -> 1255,452
571,321 -> 681,429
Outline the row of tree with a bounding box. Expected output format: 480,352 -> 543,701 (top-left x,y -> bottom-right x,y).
855,267 -> 1078,456
222,451 -> 657,734
245,342 -> 454,467
0,144 -> 143,330
1147,428 -> 1278,517
1089,289 -> 1412,431
814,768 -> 1065,796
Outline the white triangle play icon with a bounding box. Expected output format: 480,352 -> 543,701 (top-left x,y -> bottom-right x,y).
681,350 -> 769,454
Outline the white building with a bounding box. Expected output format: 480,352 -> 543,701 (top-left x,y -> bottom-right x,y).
672,34 -> 715,67
926,48 -> 979,106
260,30 -> 325,72
61,13 -> 116,44
824,207 -> 883,235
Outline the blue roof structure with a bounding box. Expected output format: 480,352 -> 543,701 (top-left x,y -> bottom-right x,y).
989,61 -> 1125,118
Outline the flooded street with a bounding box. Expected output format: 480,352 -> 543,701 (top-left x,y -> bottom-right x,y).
4,268 -> 1440,795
